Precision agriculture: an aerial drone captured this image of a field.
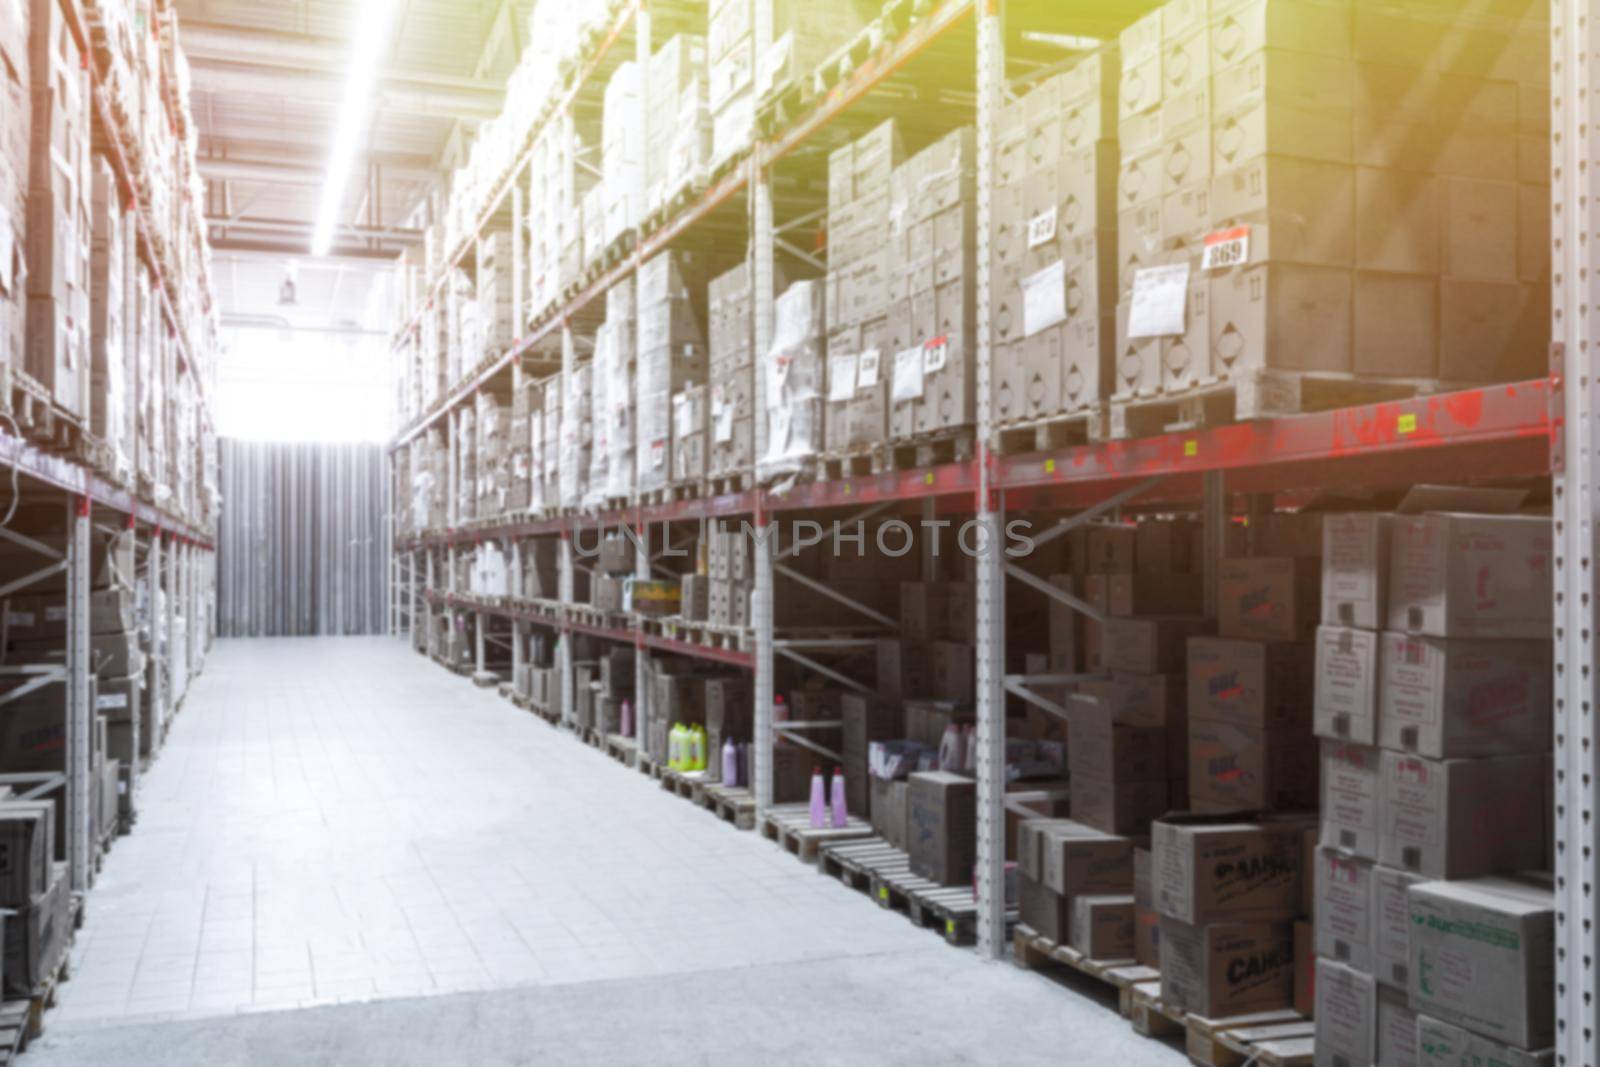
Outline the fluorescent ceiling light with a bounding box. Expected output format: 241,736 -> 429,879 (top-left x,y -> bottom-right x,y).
311,0 -> 401,257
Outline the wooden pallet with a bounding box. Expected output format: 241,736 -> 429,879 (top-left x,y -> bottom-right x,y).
659,766 -> 705,802
993,405 -> 1108,456
704,472 -> 752,498
470,671 -> 499,689
1109,369 -> 1463,441
1012,925 -> 1152,997
815,448 -> 878,484
22,921 -> 74,1042
817,835 -> 1016,945
880,426 -> 976,473
604,734 -> 637,768
1122,980 -> 1312,1066
760,803 -> 873,862
698,782 -> 756,831
0,1001 -> 29,1065
642,483 -> 701,507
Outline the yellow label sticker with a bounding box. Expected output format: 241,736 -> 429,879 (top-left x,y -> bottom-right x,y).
843,483 -> 852,496
945,919 -> 956,936
1398,413 -> 1417,435
1044,459 -> 1056,474
878,886 -> 889,902
1184,440 -> 1199,457
924,473 -> 935,486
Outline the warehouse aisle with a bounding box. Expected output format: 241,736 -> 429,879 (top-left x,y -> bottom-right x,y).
29,637 -> 1180,1065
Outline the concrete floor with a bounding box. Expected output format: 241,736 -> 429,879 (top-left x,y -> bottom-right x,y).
28,636 -> 1184,1065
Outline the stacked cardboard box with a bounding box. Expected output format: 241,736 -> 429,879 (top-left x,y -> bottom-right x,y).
541,376 -> 563,510
646,35 -> 710,215
88,158 -> 132,480
1153,813 -> 1313,1018
824,120 -> 904,454
887,127 -> 978,445
1016,818 -> 1137,955
589,282 -> 634,507
455,404 -> 476,523
707,0 -> 755,170
706,265 -> 755,483
476,230 -> 516,360
704,675 -> 752,783
507,375 -> 538,512
1308,506 -> 1553,1066
527,118 -> 595,320
601,61 -> 643,247
993,52 -> 1119,426
636,252 -> 707,495
1113,0 -> 1550,402
0,1 -> 26,379
705,523 -> 751,629
758,280 -> 825,480
473,392 -> 511,518
24,0 -> 91,418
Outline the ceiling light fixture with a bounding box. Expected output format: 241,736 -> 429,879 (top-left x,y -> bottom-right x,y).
311,0 -> 401,257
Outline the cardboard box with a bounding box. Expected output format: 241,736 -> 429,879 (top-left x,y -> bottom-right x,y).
1218,557 -> 1320,643
1159,918 -> 1295,1017
907,772 -> 976,886
1314,626 -> 1380,745
1102,615 -> 1212,675
1387,513 -> 1552,638
1038,820 -> 1136,898
1415,1014 -> 1554,1067
1379,751 -> 1546,878
0,801 -> 50,908
1071,894 -> 1136,959
1320,741 -> 1382,860
1377,985 -> 1420,1067
1408,877 -> 1554,1050
1134,848 -> 1161,967
1187,637 -> 1313,730
1070,774 -> 1170,837
1373,864 -> 1423,991
1066,696 -> 1167,782
1293,919 -> 1315,1017
1152,814 -> 1312,924
1188,716 -> 1319,813
3,861 -> 66,996
870,776 -> 909,850
1018,873 -> 1071,944
1315,847 -> 1375,971
1376,633 -> 1552,758
1315,959 -> 1377,1067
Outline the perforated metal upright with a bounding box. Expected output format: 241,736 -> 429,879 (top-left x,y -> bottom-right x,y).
65,496 -> 91,891
971,0 -> 1007,961
558,326 -> 578,727
148,529 -> 165,752
1551,5 -> 1596,1064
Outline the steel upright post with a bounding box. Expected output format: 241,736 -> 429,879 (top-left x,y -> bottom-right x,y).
972,0 -> 1006,961
1551,5 -> 1597,1064
65,496 -> 91,891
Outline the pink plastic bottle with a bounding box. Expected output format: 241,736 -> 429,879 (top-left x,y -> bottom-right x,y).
619,699 -> 633,738
830,771 -> 847,828
808,766 -> 826,828
722,737 -> 739,786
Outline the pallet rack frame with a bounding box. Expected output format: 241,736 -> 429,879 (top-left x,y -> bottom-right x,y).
387,3 -> 1589,1062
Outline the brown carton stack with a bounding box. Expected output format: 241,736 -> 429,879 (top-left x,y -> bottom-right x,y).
1017,818 -> 1136,952
992,49 -> 1119,427
706,265 -> 757,484
823,120 -> 903,455
1153,813 -> 1312,1018
1113,0 -> 1549,410
704,522 -> 751,630
0,2 -> 25,379
906,771 -> 976,886
636,252 -> 707,496
24,0 -> 91,419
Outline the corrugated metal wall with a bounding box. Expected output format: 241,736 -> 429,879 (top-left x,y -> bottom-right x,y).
218,439 -> 390,637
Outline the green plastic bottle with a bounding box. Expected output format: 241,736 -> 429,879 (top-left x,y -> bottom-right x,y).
689,725 -> 708,771
668,723 -> 685,771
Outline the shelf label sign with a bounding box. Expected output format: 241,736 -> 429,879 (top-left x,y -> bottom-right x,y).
1397,413 -> 1418,436
856,348 -> 881,389
1202,225 -> 1251,271
1027,207 -> 1057,250
892,347 -> 925,402
1022,260 -> 1067,337
1128,263 -> 1190,338
923,336 -> 949,375
828,353 -> 858,402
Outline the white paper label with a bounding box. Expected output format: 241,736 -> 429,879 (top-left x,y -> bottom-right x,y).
1128,264 -> 1191,338
46,606 -> 67,622
891,348 -> 925,402
97,693 -> 128,711
923,336 -> 949,374
1027,207 -> 1057,249
714,401 -> 734,444
6,612 -> 34,627
767,354 -> 792,410
673,394 -> 692,439
651,440 -> 666,469
1202,225 -> 1250,270
1022,261 -> 1068,337
857,348 -> 881,388
828,354 -> 858,403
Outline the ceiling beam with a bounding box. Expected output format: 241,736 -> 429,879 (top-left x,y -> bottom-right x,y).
208,239 -> 403,266
187,64 -> 501,123
199,157 -> 439,188
207,215 -> 422,242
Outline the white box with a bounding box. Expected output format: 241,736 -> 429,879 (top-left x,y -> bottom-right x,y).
1376,633 -> 1551,758
1314,625 -> 1379,745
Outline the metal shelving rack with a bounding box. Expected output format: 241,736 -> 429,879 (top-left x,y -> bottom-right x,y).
390,4 -> 1587,1061
0,0 -> 223,899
